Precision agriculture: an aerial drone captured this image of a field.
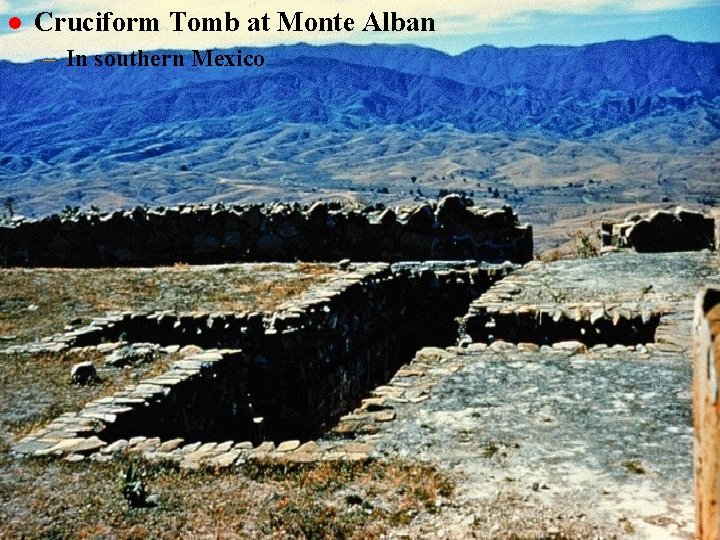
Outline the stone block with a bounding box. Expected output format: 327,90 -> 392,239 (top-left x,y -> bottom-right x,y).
607,207 -> 715,253
694,288 -> 720,539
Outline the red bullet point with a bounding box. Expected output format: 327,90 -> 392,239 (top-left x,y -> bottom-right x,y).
9,17 -> 21,30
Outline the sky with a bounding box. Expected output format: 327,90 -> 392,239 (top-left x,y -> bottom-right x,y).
0,0 -> 719,61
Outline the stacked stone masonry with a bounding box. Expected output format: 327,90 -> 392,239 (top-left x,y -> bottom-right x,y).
8,204 -> 720,540
0,196 -> 532,266
14,251 -> 714,468
601,207 -> 716,253
12,261 -> 513,458
461,252 -> 718,353
462,262 -> 665,347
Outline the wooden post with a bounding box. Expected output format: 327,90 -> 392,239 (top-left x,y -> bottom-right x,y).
694,288 -> 720,539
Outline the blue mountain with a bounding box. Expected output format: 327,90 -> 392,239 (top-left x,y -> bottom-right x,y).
1,37 -> 718,150
0,36 -> 718,217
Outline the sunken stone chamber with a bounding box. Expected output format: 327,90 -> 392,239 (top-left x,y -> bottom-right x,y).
457,253 -> 707,348
15,262 -> 511,455
463,304 -> 661,347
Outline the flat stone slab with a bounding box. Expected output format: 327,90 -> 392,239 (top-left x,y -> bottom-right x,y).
49,437 -> 106,455
276,440 -> 301,452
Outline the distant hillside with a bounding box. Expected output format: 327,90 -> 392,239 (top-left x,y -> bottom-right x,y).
0,36 -> 718,234
2,38 -> 719,148
279,37 -> 720,94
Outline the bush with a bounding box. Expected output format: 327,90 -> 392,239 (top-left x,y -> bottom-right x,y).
119,462 -> 149,508
571,230 -> 599,259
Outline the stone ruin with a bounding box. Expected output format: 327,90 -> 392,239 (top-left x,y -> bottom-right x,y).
12,261 -> 515,453
4,196 -> 529,458
601,207 -> 717,252
3,199 -> 719,535
0,196 -> 532,266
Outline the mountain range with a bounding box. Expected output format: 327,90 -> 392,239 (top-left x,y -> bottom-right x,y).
0,36 -> 718,250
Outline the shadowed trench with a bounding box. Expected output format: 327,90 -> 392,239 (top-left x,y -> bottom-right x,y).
97,264 -> 508,444
463,309 -> 662,347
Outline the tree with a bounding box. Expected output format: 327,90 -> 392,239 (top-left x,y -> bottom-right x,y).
3,197 -> 14,218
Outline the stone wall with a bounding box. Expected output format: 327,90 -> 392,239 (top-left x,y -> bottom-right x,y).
0,197 -> 532,266
13,261 -> 512,455
693,287 -> 720,539
458,252 -> 705,352
601,208 -> 715,252
463,303 -> 661,347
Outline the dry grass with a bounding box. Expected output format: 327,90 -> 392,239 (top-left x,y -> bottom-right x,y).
0,347 -> 456,538
0,349 -> 184,440
0,263 -> 333,342
0,260 -> 460,538
0,456 -> 454,539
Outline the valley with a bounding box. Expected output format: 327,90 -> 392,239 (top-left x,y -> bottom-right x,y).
0,37 -> 718,253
